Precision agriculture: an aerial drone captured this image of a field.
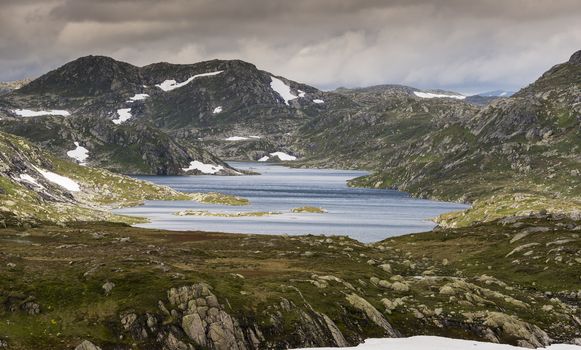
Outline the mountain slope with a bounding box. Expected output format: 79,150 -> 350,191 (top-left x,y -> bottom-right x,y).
0,130 -> 193,224
0,115 -> 233,175
0,56 -> 336,167
296,50 -> 581,225
0,78 -> 32,95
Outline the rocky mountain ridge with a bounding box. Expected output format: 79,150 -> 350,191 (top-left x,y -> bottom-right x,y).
296,50 -> 580,226
0,56 -> 334,170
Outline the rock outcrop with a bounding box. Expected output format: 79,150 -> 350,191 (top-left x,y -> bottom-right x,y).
74,340 -> 102,350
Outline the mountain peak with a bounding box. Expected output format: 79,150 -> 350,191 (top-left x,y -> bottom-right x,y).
569,49 -> 581,65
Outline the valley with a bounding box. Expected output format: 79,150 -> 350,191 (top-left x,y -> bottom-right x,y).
0,48 -> 579,350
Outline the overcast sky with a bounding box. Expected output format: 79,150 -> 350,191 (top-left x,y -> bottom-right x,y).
1,0 -> 580,94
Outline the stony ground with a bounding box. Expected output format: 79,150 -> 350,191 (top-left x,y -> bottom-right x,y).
0,213 -> 579,350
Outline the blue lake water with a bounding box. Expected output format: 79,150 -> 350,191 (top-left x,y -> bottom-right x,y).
114,162 -> 468,242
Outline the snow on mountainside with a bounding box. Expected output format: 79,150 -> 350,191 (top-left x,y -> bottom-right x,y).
113,108 -> 132,124
0,55 -> 331,169
258,151 -> 297,161
12,109 -> 70,117
270,76 -> 298,105
155,70 -> 223,91
413,91 -> 466,99
127,93 -> 149,102
66,142 -> 89,166
182,160 -> 224,174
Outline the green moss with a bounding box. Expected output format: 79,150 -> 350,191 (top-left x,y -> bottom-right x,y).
190,192 -> 250,206
1,214 -> 580,348
291,206 -> 327,213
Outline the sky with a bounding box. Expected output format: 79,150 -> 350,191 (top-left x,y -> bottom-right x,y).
1,0 -> 580,94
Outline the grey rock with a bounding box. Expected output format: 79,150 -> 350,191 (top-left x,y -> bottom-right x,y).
102,281 -> 115,295
74,340 -> 102,350
345,293 -> 399,337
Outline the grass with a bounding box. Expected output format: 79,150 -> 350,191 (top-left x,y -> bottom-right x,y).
189,192 -> 250,206
291,206 -> 327,213
1,213 -> 579,349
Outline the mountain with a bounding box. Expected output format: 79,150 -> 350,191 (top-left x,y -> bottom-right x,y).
0,78 -> 32,95
295,50 -> 581,226
474,90 -> 515,97
0,56 -> 335,168
1,52 -> 580,350
0,51 -> 579,226
0,57 -> 247,175
463,90 -> 514,106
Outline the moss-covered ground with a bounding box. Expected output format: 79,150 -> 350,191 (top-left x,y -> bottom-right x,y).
1,214 -> 579,349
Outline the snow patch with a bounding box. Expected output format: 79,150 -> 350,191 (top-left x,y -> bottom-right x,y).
225,136 -> 262,141
182,161 -> 224,174
18,174 -> 44,189
270,152 -> 297,161
66,142 -> 89,166
35,167 -> 80,192
270,77 -> 297,105
258,152 -> 297,162
127,93 -> 149,102
156,71 -> 223,92
313,99 -> 324,104
225,136 -> 250,141
213,106 -> 223,114
413,91 -> 466,100
12,109 -> 70,117
298,90 -> 306,97
113,108 -> 132,124
292,336 -> 581,350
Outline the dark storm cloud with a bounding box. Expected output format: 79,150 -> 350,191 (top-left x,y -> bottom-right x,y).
1,0 -> 580,93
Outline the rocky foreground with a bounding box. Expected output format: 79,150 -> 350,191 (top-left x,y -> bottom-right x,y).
1,213 -> 580,349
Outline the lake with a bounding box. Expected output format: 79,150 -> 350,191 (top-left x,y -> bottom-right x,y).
114,162 -> 468,242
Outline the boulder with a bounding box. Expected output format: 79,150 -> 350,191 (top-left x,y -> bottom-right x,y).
74,340 -> 102,350
345,293 -> 399,337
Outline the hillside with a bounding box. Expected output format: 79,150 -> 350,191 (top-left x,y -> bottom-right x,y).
0,79 -> 32,95
0,115 -> 234,175
1,51 -> 579,225
1,213 -> 579,349
295,50 -> 581,226
0,56 -> 336,169
0,130 -> 210,225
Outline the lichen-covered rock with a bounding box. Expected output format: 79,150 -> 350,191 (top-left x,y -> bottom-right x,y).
466,311 -> 550,348
102,281 -> 115,295
163,283 -> 259,350
345,293 -> 399,337
74,340 -> 102,350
